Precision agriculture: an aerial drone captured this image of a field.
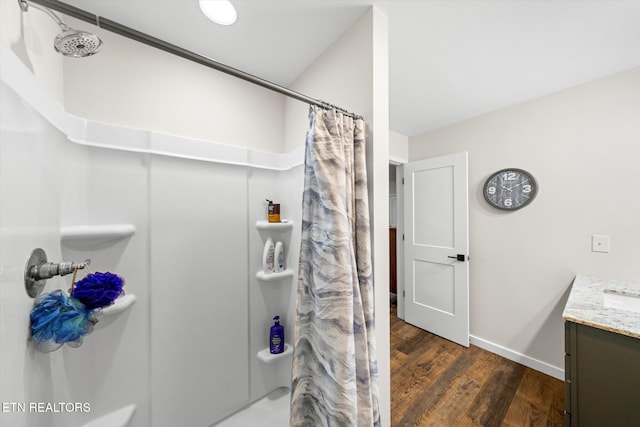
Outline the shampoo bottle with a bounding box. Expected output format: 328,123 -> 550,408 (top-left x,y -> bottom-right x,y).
274,241 -> 285,272
262,238 -> 275,273
270,315 -> 284,354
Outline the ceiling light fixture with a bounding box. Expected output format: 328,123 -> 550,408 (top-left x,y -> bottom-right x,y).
199,0 -> 237,26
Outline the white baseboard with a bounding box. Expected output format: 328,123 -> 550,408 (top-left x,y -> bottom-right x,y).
470,335 -> 564,380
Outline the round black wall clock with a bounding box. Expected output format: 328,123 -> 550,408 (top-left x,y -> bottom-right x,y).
483,168 -> 538,211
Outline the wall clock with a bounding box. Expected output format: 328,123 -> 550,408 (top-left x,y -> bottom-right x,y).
483,168 -> 538,211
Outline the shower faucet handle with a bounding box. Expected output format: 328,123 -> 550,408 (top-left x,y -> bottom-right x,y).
24,248 -> 91,298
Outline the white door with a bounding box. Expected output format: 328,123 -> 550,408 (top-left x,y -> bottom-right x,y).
403,152 -> 469,347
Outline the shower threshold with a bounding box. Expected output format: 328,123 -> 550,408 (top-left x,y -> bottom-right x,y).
213,387 -> 290,427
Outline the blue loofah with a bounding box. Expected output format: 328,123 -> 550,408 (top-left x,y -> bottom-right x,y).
30,290 -> 98,352
71,272 -> 125,310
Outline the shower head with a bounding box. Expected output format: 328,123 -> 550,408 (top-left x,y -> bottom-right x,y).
54,27 -> 102,57
18,0 -> 103,57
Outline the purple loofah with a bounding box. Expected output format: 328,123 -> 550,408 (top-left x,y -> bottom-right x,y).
71,272 -> 125,310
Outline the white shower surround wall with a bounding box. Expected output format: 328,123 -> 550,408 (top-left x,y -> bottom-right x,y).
1,44 -> 302,427
1,43 -> 304,172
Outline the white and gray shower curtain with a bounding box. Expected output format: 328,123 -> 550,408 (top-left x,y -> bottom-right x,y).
290,106 -> 380,426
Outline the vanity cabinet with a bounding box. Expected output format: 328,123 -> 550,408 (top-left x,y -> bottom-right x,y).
564,321 -> 640,426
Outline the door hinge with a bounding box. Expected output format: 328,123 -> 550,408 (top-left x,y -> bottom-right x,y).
402,234 -> 405,241
402,178 -> 405,184
403,290 -> 405,297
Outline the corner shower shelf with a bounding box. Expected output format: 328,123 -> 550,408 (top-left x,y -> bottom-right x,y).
60,224 -> 136,247
256,269 -> 294,282
255,220 -> 293,231
257,343 -> 293,364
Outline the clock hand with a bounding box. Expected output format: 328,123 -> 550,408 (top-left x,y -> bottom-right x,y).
511,180 -> 529,189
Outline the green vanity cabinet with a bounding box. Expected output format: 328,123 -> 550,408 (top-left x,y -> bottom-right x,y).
564,321 -> 640,426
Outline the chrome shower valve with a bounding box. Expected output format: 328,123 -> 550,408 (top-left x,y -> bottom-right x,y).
24,248 -> 91,298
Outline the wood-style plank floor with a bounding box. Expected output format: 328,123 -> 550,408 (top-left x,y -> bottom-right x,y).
390,306 -> 565,427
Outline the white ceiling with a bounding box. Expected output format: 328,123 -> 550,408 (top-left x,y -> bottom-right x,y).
60,0 -> 640,137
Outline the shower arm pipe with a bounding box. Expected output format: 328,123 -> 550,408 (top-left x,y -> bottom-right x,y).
26,0 -> 363,120
19,0 -> 70,30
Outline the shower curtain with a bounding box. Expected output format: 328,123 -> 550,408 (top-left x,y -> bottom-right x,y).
290,106 -> 380,426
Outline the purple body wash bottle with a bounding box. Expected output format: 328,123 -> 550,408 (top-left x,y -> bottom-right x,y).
270,316 -> 284,354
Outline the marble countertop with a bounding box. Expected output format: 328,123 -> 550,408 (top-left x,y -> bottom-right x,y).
563,275 -> 640,339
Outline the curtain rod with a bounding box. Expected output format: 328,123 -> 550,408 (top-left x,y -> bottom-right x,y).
28,0 -> 363,120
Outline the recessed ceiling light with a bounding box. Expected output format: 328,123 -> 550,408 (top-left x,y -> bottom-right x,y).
199,0 -> 237,26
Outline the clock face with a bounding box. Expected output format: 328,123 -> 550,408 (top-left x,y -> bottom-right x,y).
483,168 -> 538,210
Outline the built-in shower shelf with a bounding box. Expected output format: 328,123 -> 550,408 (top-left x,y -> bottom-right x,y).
60,224 -> 136,247
82,403 -> 137,427
256,269 -> 294,282
255,220 -> 293,231
94,294 -> 136,330
103,294 -> 137,316
257,343 -> 293,364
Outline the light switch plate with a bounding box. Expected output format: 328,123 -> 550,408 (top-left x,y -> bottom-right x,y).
592,235 -> 610,253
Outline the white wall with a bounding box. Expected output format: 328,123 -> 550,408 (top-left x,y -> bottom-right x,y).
1,75 -> 152,426
408,67 -> 640,375
1,3 -> 128,426
0,0 -> 64,102
62,16 -> 286,153
389,129 -> 408,164
1,81 -> 66,427
285,7 -> 391,425
59,144 -> 151,427
150,156 -> 252,426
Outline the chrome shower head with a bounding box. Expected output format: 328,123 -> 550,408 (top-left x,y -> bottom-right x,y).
54,27 -> 102,57
18,0 -> 103,57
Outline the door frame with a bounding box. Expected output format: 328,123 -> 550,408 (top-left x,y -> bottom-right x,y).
389,161 -> 407,319
394,163 -> 406,320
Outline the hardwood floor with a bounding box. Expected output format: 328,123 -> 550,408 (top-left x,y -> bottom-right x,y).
390,307 -> 565,426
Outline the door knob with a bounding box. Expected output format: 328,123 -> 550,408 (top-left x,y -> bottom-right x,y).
447,254 -> 467,262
